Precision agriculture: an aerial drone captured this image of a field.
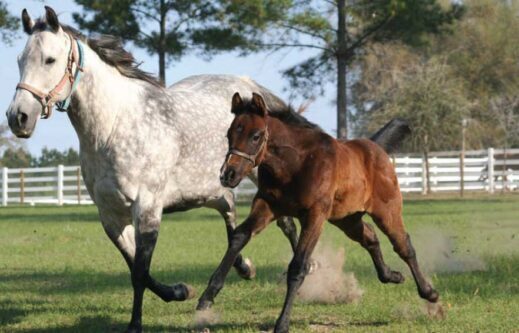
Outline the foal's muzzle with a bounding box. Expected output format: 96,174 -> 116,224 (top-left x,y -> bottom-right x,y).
220,165 -> 241,188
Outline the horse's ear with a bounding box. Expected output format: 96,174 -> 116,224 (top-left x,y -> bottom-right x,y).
44,6 -> 60,33
231,92 -> 243,114
251,93 -> 267,117
21,9 -> 33,35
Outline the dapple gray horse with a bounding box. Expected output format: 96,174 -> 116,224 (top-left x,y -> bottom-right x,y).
6,7 -> 298,332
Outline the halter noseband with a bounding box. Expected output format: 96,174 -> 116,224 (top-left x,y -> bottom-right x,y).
225,128 -> 269,167
16,32 -> 84,119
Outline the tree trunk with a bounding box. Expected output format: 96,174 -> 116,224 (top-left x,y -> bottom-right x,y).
158,0 -> 167,86
336,0 -> 348,139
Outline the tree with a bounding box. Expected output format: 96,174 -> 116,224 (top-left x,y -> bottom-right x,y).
0,148 -> 32,168
33,147 -> 81,167
353,43 -> 470,192
258,0 -> 459,138
0,0 -> 18,44
73,0 -> 290,85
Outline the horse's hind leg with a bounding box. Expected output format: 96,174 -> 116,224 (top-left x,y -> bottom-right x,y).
205,191 -> 256,280
370,209 -> 439,303
330,212 -> 404,284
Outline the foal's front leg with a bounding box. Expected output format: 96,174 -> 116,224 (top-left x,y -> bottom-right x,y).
197,197 -> 275,310
275,209 -> 326,333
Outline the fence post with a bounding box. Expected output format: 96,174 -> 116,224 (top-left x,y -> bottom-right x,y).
488,148 -> 494,194
76,167 -> 81,205
460,152 -> 464,197
57,165 -> 64,205
421,155 -> 428,195
20,169 -> 25,205
2,167 -> 7,206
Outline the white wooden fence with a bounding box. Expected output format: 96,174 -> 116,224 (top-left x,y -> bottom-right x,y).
1,148 -> 519,206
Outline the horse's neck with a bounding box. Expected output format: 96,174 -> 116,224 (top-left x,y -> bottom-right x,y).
67,47 -> 157,151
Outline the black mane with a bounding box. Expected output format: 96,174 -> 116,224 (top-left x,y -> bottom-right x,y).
242,98 -> 322,131
31,20 -> 162,87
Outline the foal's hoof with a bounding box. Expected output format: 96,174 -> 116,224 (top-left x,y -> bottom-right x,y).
236,258 -> 256,280
420,288 -> 440,303
197,299 -> 214,311
388,270 -> 405,284
171,282 -> 196,301
306,259 -> 320,275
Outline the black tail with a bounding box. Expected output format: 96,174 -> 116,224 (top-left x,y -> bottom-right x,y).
369,118 -> 411,154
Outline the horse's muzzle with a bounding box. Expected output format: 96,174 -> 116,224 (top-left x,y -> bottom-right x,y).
220,167 -> 242,188
7,109 -> 33,138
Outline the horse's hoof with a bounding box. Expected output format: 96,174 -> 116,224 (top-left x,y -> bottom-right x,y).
197,299 -> 214,311
181,283 -> 197,300
125,324 -> 142,333
237,258 -> 256,280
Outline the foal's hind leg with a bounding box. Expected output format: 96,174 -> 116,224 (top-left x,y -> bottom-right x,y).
370,209 -> 439,303
205,191 -> 256,280
330,212 -> 404,284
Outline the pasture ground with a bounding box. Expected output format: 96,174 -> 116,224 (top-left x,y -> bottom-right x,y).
0,195 -> 518,332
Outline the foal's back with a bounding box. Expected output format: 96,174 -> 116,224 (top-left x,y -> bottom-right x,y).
329,138 -> 401,220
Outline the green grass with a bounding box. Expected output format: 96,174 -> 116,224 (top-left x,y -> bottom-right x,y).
0,195 -> 518,332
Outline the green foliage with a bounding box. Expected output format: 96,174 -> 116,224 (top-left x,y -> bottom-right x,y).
0,148 -> 32,168
73,0 -> 291,82
354,0 -> 519,151
0,0 -> 18,44
272,0 -> 458,98
33,147 -> 81,167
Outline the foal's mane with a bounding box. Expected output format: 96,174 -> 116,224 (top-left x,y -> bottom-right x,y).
31,20 -> 162,87
242,98 -> 322,132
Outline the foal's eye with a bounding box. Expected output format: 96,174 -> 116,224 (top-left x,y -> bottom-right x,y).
45,57 -> 56,65
252,133 -> 261,142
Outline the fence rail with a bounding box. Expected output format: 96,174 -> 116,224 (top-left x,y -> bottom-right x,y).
1,147 -> 519,206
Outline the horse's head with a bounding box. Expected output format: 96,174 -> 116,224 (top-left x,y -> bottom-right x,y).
6,6 -> 79,138
220,92 -> 269,188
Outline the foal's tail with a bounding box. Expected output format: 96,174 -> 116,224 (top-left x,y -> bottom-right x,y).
370,118 -> 411,154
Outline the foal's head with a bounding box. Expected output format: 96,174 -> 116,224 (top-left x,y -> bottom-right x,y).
220,93 -> 269,188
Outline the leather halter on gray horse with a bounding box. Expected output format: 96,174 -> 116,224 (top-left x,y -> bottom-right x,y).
5,6 -> 298,333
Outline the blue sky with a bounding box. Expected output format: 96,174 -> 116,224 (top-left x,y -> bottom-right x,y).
0,0 -> 337,156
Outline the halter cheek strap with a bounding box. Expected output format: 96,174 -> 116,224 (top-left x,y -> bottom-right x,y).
15,33 -> 84,119
225,128 -> 269,167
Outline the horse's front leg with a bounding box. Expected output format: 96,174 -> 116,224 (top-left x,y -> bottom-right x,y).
126,191 -> 192,333
197,197 -> 275,310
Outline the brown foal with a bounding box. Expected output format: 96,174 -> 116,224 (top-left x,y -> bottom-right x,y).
197,92 -> 439,333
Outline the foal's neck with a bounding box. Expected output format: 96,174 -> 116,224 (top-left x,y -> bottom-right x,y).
260,117 -> 318,180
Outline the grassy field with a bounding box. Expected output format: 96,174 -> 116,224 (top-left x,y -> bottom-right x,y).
0,195 -> 518,333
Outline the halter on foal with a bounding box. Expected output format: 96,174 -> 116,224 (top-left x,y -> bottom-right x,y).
198,93 -> 439,333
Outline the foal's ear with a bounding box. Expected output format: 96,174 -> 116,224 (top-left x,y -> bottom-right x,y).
44,6 -> 60,33
231,92 -> 243,114
21,9 -> 34,35
251,93 -> 267,117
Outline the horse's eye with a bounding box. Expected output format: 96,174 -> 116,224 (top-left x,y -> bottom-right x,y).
252,133 -> 261,142
45,57 -> 56,65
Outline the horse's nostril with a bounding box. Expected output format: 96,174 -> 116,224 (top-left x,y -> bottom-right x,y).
16,112 -> 28,127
